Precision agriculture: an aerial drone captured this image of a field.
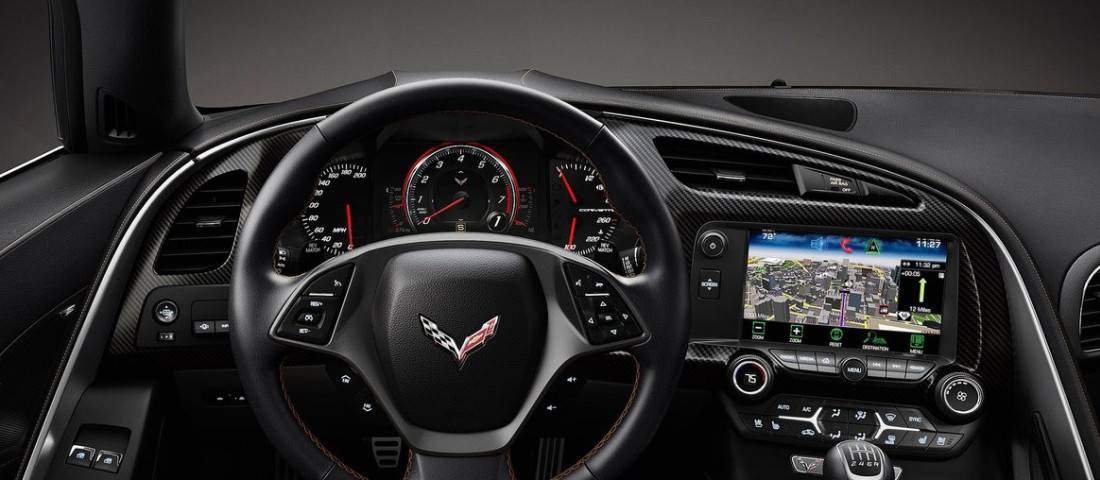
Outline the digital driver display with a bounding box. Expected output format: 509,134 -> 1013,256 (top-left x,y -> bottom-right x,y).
741,229 -> 949,354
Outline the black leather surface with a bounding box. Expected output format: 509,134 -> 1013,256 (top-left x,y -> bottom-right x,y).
373,249 -> 545,433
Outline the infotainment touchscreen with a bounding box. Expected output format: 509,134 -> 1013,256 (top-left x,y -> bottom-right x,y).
741,229 -> 949,355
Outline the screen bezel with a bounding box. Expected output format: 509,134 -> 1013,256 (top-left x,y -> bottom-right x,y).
692,222 -> 959,362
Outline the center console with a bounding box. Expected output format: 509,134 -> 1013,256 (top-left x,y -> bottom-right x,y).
690,222 -> 985,461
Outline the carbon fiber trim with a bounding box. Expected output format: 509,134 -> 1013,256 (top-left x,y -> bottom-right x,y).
107,127 -> 310,358
602,118 -> 1011,396
685,343 -> 737,368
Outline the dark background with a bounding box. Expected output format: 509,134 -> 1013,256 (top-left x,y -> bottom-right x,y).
4,0 -> 1100,172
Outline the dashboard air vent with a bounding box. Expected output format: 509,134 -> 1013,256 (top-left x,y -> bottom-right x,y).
1081,274 -> 1100,351
655,137 -> 798,195
155,170 -> 248,274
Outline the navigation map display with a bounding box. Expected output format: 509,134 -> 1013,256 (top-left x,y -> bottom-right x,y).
741,229 -> 949,355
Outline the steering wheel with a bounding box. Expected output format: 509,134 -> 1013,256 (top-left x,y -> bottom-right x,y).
230,78 -> 689,480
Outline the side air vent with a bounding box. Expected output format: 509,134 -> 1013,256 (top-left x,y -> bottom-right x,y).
1081,274 -> 1100,351
99,90 -> 138,141
655,137 -> 799,195
155,171 -> 248,274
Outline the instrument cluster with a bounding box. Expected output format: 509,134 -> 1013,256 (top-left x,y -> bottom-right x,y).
274,117 -> 643,277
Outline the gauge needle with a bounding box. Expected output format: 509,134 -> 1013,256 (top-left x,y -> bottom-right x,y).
423,195 -> 467,223
344,203 -> 354,249
567,216 -> 578,247
557,167 -> 579,204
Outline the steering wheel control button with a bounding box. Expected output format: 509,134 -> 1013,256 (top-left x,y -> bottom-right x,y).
699,230 -> 728,258
153,300 -> 178,324
565,264 -> 642,345
92,451 -> 123,473
697,269 -> 722,299
840,357 -> 867,382
935,373 -> 984,420
728,355 -> 773,400
568,268 -> 610,298
305,265 -> 352,297
275,266 -> 354,345
66,445 -> 96,467
296,309 -> 324,326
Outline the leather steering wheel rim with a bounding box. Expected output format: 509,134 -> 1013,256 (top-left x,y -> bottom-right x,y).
230,78 -> 689,480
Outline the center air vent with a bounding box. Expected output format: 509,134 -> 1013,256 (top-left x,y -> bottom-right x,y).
1081,273 -> 1100,351
655,137 -> 917,207
154,170 -> 248,274
655,137 -> 798,195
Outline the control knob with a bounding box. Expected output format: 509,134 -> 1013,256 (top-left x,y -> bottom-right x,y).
934,372 -> 984,422
727,354 -> 774,401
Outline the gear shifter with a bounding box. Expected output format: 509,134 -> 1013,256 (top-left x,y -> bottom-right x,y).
824,440 -> 895,480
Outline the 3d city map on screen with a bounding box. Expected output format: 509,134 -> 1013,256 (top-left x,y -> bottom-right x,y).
742,229 -> 948,355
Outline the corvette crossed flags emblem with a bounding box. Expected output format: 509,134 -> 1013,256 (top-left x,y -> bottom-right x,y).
419,314 -> 499,369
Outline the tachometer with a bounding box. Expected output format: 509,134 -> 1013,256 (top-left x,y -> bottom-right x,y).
300,162 -> 370,256
549,160 -> 618,256
403,144 -> 519,232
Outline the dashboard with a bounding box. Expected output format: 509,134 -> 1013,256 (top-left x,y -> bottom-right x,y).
73,71 -> 1099,480
273,114 -> 643,276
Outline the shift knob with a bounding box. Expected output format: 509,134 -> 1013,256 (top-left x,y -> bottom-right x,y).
824,440 -> 894,480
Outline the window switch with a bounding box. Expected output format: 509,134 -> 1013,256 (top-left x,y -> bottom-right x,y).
66,445 -> 96,467
93,450 -> 123,473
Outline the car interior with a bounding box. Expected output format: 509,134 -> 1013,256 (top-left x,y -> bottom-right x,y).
3,1 -> 1100,479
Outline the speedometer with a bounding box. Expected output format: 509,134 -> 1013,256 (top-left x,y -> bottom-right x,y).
549,160 -> 618,256
403,144 -> 519,233
300,162 -> 370,256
